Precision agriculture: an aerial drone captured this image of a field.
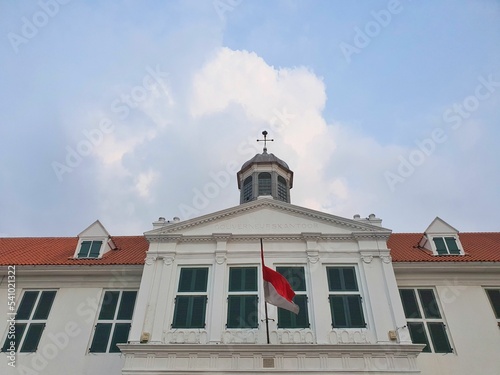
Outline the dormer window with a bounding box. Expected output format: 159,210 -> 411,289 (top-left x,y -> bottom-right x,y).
77,240 -> 103,258
432,237 -> 460,255
73,220 -> 114,259
419,217 -> 464,256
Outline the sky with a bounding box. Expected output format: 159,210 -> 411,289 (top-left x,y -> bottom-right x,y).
1,0 -> 499,237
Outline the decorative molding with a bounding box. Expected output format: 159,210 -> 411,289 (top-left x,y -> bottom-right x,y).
163,330 -> 208,344
361,255 -> 373,264
119,343 -> 425,373
221,330 -> 258,344
215,254 -> 226,264
270,329 -> 315,344
381,255 -> 392,264
307,251 -> 320,264
328,329 -> 371,344
144,255 -> 157,265
162,255 -> 175,265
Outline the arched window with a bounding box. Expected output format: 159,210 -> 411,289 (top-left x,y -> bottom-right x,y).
243,176 -> 253,202
277,175 -> 287,201
258,173 -> 272,196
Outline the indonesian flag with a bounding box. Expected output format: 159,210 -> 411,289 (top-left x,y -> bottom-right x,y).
263,265 -> 300,314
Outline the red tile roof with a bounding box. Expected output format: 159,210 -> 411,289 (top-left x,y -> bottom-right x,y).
389,232 -> 500,262
0,232 -> 498,266
0,236 -> 148,266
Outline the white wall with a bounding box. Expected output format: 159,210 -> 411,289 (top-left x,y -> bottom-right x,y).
395,265 -> 500,375
0,266 -> 141,375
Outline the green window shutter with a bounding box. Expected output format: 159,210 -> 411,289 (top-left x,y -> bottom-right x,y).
347,295 -> 366,328
445,237 -> 460,254
329,295 -> 347,328
329,295 -> 365,328
227,295 -> 258,328
427,322 -> 452,353
89,323 -> 112,352
172,296 -> 207,328
190,296 -> 207,328
276,267 -> 306,292
342,268 -> 358,291
486,289 -> 500,318
407,322 -> 431,353
89,241 -> 102,258
172,296 -> 189,328
399,289 -> 422,319
109,323 -> 131,353
99,291 -> 120,320
32,291 -> 56,320
17,291 -> 39,320
2,323 -> 26,352
327,268 -> 342,291
178,268 -> 208,292
278,295 -> 309,328
78,241 -> 91,257
117,291 -> 137,320
433,237 -> 447,255
229,267 -> 257,292
327,267 -> 358,291
418,289 -> 441,319
20,323 -> 45,352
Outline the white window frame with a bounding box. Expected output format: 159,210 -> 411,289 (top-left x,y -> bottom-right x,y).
399,287 -> 454,354
1,289 -> 57,353
326,264 -> 367,329
429,235 -> 464,256
88,290 -> 137,353
226,265 -> 259,329
484,288 -> 500,324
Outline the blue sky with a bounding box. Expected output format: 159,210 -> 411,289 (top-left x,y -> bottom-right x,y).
1,0 -> 499,236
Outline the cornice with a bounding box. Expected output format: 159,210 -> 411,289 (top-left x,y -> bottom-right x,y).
119,343 -> 424,356
146,233 -> 389,244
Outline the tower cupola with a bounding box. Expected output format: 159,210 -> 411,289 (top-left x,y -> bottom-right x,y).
237,131 -> 293,204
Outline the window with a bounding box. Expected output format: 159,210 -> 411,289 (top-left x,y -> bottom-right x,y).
77,240 -> 103,258
277,176 -> 287,201
242,176 -> 253,202
327,267 -> 366,328
89,290 -> 137,353
485,289 -> 500,320
399,288 -> 452,353
227,267 -> 258,328
432,237 -> 460,255
258,172 -> 272,196
2,290 -> 56,353
276,267 -> 309,328
172,268 -> 208,329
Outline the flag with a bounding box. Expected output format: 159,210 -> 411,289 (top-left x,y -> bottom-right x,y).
263,265 -> 300,314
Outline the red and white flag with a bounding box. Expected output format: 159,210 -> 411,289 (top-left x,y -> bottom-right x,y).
263,265 -> 300,314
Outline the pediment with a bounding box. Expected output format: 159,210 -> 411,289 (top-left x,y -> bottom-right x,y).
145,199 -> 390,239
78,220 -> 110,238
424,217 -> 459,235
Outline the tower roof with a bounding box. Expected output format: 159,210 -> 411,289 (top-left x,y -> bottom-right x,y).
240,150 -> 290,172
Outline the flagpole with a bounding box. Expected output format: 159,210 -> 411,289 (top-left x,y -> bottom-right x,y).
260,238 -> 270,344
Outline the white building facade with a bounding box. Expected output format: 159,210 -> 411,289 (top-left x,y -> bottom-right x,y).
0,145 -> 499,374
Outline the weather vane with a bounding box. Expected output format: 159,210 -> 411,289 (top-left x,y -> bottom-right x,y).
257,130 -> 274,153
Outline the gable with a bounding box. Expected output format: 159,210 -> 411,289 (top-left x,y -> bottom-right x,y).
78,220 -> 110,237
145,199 -> 389,239
424,217 -> 458,235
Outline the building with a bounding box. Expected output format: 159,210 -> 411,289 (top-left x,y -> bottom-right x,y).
1,139 -> 499,374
